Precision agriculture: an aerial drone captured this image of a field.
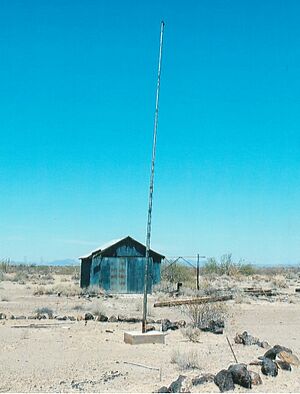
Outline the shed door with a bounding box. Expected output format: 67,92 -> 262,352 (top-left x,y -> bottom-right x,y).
108,257 -> 127,293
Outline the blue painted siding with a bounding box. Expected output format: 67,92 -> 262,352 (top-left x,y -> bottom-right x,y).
90,255 -> 158,293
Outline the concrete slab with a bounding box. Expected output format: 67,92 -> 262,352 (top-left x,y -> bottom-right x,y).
124,330 -> 165,345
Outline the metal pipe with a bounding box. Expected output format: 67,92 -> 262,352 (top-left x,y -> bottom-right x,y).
142,21 -> 165,333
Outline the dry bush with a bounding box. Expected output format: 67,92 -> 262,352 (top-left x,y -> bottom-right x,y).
33,284 -> 81,297
153,280 -> 174,293
83,285 -> 104,296
202,254 -> 255,277
271,275 -> 288,289
171,349 -> 201,370
73,304 -> 85,311
54,284 -> 81,296
135,299 -> 153,316
182,302 -> 228,328
91,301 -> 106,317
35,307 -> 54,318
181,326 -> 202,342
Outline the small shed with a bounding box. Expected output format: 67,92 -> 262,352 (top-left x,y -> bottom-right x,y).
79,236 -> 164,293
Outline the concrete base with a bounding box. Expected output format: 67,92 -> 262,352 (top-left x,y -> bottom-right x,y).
124,330 -> 165,345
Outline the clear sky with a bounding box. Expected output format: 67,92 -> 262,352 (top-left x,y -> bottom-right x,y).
1,0 -> 300,265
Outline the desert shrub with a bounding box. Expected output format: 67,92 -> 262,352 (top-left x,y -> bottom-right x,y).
73,304 -> 85,311
182,302 -> 228,328
33,286 -> 56,296
83,285 -> 104,296
202,254 -> 255,276
161,262 -> 195,286
11,271 -> 28,284
171,349 -> 201,370
35,307 -> 54,318
54,284 -> 81,297
181,326 -> 202,342
91,301 -> 106,317
33,284 -> 81,297
271,275 -> 288,289
1,295 -> 9,302
153,280 -> 174,293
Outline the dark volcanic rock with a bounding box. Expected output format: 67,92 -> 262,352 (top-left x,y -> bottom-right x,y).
84,312 -> 94,321
157,386 -> 169,393
276,361 -> 292,371
200,319 -> 224,335
249,370 -> 262,385
168,375 -> 191,393
0,313 -> 7,320
96,313 -> 108,322
228,364 -> 252,389
192,373 -> 215,386
161,319 -> 179,332
214,370 -> 235,392
261,358 -> 278,377
264,345 -> 292,360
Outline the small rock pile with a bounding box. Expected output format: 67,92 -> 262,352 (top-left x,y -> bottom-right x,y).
258,344 -> 300,376
234,331 -> 270,348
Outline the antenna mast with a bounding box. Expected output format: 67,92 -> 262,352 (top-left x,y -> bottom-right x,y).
142,21 -> 165,333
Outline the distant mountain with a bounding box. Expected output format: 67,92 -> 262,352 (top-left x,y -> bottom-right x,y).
11,258 -> 80,266
45,258 -> 80,266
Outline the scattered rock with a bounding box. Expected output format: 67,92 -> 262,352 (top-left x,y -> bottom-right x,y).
200,319 -> 224,335
162,319 -> 180,332
146,325 -> 155,332
96,313 -> 108,322
84,312 -> 94,321
157,386 -> 169,393
228,363 -> 252,388
118,315 -> 141,323
168,375 -> 191,393
249,370 -> 262,385
147,318 -> 156,324
56,315 -> 68,321
37,313 -> 47,320
14,316 -> 26,320
68,316 -> 76,321
10,315 -> 15,320
234,331 -> 269,348
192,373 -> 215,386
278,350 -> 300,367
264,345 -> 292,360
214,369 -> 235,392
108,315 -> 118,322
176,320 -> 186,328
276,361 -> 292,371
0,313 -> 7,320
261,358 -> 278,377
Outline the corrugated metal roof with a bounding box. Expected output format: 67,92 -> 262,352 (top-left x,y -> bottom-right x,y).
79,235 -> 164,259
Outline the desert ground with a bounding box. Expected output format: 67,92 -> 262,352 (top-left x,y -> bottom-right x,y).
0,264 -> 300,393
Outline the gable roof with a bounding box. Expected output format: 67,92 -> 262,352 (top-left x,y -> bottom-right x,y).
79,236 -> 165,260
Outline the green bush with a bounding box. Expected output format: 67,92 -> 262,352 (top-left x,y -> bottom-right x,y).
202,254 -> 255,276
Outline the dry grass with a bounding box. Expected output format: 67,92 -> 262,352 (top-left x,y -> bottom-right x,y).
171,349 -> 201,370
33,284 -> 81,297
181,302 -> 228,328
181,326 -> 202,342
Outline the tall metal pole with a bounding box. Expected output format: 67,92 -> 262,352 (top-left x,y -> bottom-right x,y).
196,254 -> 200,290
142,21 -> 165,333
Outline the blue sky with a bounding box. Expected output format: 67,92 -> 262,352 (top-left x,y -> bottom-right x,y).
1,0 -> 300,265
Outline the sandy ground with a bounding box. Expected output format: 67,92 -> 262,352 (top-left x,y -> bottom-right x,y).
0,274 -> 300,393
